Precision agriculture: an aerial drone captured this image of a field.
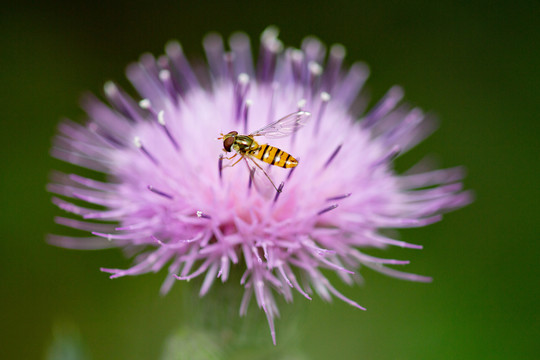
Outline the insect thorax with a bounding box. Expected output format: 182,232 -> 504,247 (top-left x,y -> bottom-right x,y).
233,135 -> 258,153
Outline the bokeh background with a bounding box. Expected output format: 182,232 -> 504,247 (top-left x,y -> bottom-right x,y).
1,1 -> 538,359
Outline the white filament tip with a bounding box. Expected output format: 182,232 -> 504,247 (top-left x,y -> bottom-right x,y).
321,92 -> 331,102
158,110 -> 166,125
104,81 -> 118,95
308,61 -> 323,76
133,136 -> 142,148
139,99 -> 151,109
291,49 -> 304,62
261,26 -> 279,41
159,69 -> 170,81
268,39 -> 283,53
238,73 -> 250,85
330,43 -> 346,58
165,40 -> 183,55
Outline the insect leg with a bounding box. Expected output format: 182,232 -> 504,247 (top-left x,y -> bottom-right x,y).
221,154 -> 240,169
247,156 -> 282,193
230,154 -> 244,167
223,153 -> 237,160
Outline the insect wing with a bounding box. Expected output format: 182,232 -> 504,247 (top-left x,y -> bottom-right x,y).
250,111 -> 311,139
243,156 -> 277,198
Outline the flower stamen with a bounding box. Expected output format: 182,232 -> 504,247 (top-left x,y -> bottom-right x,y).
326,193 -> 352,201
323,44 -> 346,92
218,155 -> 224,182
147,185 -> 173,199
314,91 -> 331,134
165,40 -> 200,89
133,136 -> 159,165
258,26 -> 281,82
317,204 -> 339,215
157,110 -> 180,151
323,143 -> 342,169
243,99 -> 252,134
235,73 -> 250,122
196,211 -> 212,219
104,81 -> 140,122
158,69 -> 178,105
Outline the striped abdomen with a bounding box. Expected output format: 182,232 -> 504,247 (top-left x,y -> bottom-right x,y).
250,144 -> 298,168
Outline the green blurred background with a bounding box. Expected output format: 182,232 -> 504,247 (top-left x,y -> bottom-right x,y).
1,1 -> 538,359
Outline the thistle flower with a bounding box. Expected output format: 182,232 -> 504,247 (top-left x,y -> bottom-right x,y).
49,27 -> 471,344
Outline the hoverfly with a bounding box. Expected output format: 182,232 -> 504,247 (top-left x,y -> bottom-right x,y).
219,111 -> 311,193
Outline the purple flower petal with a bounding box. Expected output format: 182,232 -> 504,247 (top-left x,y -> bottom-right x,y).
49,27 -> 471,343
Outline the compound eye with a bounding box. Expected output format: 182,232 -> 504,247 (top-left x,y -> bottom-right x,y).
223,136 -> 234,152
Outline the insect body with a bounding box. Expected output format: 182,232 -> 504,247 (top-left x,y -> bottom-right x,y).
251,143 -> 298,168
219,111 -> 311,192
223,134 -> 298,168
